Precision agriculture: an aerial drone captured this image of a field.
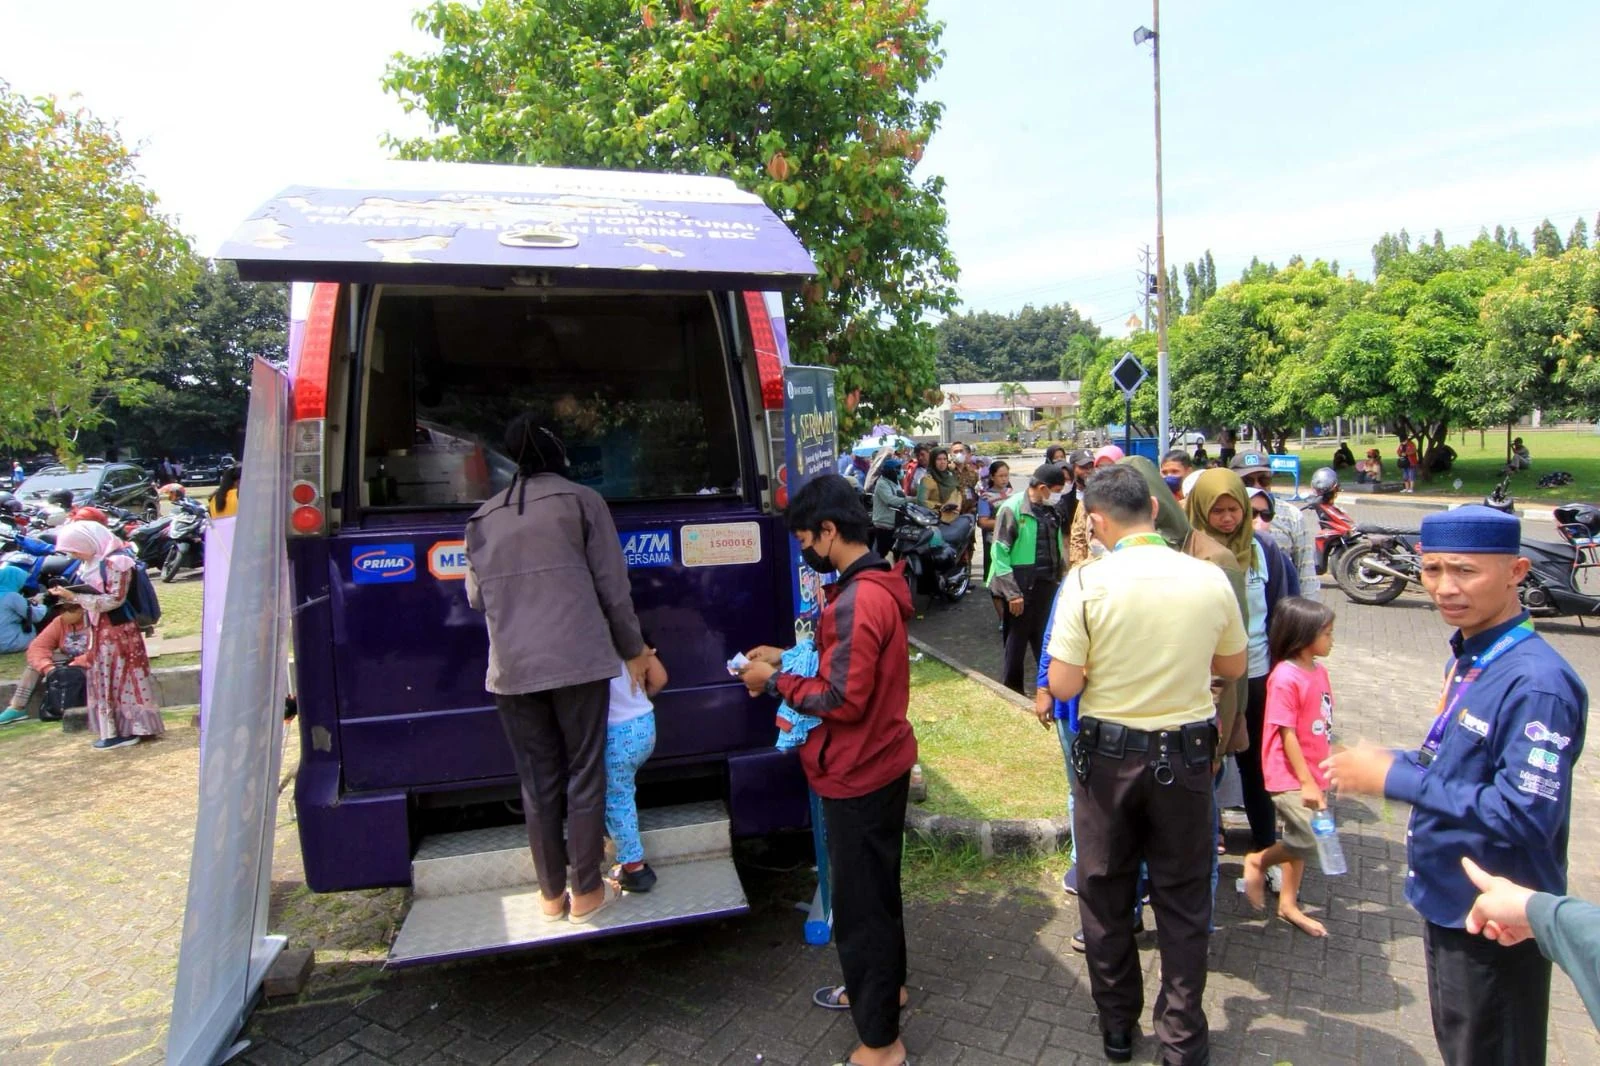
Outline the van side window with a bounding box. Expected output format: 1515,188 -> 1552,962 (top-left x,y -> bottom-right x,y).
361,290 -> 742,507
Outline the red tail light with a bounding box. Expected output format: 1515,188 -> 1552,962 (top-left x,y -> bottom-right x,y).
743,292 -> 784,411
289,283 -> 339,537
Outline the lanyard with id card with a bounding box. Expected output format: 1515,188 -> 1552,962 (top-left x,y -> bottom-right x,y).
1417,619 -> 1535,768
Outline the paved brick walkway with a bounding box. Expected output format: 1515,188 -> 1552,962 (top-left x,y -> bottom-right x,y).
4,568 -> 1599,1064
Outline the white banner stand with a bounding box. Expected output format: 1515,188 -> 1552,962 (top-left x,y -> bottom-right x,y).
167,360 -> 292,1065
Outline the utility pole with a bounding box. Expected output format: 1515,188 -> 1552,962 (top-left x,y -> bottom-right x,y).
1135,4 -> 1170,451
1137,245 -> 1156,333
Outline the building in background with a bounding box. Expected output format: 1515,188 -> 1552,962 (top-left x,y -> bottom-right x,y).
920,380 -> 1081,442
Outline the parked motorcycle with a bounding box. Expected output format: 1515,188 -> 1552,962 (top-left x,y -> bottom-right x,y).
0,530 -> 80,597
128,497 -> 208,582
1334,531 -> 1424,605
1519,503 -> 1600,621
891,501 -> 974,605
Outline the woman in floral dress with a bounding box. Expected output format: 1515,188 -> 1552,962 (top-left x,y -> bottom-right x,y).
49,521 -> 162,751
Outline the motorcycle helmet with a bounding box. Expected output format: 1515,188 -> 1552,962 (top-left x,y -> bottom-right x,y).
1309,466 -> 1340,500
158,482 -> 187,501
0,491 -> 19,515
47,489 -> 75,510
1554,504 -> 1600,540
70,506 -> 109,526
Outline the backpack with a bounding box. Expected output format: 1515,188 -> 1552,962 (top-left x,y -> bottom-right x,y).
39,664 -> 87,722
100,551 -> 162,629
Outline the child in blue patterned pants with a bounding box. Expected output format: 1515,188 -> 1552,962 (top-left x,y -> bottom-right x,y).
606,646 -> 667,893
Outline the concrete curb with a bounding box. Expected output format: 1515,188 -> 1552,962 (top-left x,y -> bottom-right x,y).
906,634 -> 1072,858
0,664 -> 199,713
1347,494 -> 1555,521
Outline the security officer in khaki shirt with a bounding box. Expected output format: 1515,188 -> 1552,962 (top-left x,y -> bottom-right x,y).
1046,464 -> 1247,1065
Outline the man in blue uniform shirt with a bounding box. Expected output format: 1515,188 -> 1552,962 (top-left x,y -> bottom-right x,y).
1328,504 -> 1587,1066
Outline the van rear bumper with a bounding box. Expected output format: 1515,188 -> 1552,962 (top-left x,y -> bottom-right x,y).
295,761 -> 412,893
295,747 -> 812,893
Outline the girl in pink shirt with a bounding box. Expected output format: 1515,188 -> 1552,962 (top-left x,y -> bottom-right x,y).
1243,597 -> 1337,936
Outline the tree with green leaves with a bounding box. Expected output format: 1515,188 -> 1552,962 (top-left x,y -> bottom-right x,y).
1476,246 -> 1600,429
1531,218 -> 1565,259
383,0 -> 958,434
0,82 -> 195,455
87,262 -> 287,459
1181,260 -> 1359,451
934,302 -> 1098,382
1320,235 -> 1524,471
1568,217 -> 1589,252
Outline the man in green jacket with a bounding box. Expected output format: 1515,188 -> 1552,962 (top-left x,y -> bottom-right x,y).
988,463 -> 1066,693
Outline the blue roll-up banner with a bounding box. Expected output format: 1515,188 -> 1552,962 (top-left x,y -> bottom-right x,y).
780,363 -> 839,946
783,366 -> 840,642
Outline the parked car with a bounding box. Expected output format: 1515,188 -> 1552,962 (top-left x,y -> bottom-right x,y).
15,462 -> 158,514
180,454 -> 237,486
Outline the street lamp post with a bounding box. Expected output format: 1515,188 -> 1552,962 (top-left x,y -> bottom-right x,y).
1134,5 -> 1170,452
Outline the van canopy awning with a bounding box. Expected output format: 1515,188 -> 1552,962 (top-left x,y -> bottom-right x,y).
216,161 -> 816,289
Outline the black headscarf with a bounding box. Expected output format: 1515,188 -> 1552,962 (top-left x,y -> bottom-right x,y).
504,411 -> 570,477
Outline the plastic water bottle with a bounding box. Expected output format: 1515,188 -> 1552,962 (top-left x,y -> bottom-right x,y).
1311,809 -> 1347,876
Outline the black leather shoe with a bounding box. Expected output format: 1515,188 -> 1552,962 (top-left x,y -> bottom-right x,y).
1102,1025 -> 1133,1063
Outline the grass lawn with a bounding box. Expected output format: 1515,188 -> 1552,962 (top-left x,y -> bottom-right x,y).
907,658 -> 1066,822
0,704 -> 194,743
0,576 -> 205,682
1291,425 -> 1600,501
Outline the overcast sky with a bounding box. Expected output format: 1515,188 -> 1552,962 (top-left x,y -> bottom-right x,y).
4,0 -> 1596,336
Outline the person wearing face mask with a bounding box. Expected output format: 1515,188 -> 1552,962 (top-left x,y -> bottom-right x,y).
948,441 -> 980,517
737,475 -> 916,1066
988,463 -> 1067,693
1160,449 -> 1194,501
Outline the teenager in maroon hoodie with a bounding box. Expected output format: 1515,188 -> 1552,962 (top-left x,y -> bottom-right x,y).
739,474 -> 917,1066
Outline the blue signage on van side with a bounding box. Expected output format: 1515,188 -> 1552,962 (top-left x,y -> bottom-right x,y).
351,543 -> 418,584
619,530 -> 673,568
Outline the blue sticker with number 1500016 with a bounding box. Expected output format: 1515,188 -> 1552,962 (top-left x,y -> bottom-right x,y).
352,543 -> 417,584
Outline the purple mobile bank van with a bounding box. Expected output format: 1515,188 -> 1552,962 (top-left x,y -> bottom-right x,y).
218,162 -> 822,963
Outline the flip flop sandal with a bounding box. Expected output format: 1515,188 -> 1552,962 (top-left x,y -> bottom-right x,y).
568,882 -> 619,925
540,894 -> 569,923
813,985 -> 851,1010
813,985 -> 911,1012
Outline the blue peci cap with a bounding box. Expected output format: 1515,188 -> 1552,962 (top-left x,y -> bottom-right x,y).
1419,505 -> 1521,555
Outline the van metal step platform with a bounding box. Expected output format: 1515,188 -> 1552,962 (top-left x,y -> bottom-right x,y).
388,801 -> 748,966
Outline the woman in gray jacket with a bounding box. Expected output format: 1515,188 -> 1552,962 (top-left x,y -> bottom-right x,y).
869,457 -> 907,558
466,414 -> 651,923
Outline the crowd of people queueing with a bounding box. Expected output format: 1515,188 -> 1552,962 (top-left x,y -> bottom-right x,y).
968,442 -> 1586,1064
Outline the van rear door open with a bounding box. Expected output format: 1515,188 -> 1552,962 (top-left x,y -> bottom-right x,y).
219,164 -> 819,959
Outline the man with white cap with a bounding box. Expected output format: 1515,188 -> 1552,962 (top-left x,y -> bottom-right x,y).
1327,504 -> 1587,1066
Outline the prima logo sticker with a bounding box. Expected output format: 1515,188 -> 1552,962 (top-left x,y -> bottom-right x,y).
352,544 -> 417,584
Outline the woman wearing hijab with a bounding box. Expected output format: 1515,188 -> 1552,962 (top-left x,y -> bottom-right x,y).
49,521 -> 163,750
1184,469 -> 1299,855
465,413 -> 651,924
0,566 -> 46,654
916,448 -> 963,523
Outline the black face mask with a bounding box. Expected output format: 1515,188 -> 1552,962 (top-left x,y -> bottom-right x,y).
801,537 -> 835,575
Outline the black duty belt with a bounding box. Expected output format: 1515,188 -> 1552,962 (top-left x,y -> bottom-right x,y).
1072,716 -> 1217,786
